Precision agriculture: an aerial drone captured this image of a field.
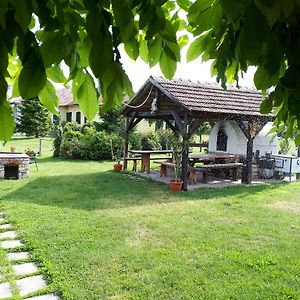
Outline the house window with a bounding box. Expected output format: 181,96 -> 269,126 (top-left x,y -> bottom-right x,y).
216,126 -> 228,152
66,112 -> 72,122
53,115 -> 60,123
76,112 -> 81,124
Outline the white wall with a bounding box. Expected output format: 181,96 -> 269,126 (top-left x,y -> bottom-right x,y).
208,121 -> 278,156
58,105 -> 101,124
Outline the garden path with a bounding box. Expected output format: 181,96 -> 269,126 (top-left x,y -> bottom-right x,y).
0,211 -> 59,299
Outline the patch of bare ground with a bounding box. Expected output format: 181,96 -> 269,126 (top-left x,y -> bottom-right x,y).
267,201 -> 300,213
126,226 -> 162,247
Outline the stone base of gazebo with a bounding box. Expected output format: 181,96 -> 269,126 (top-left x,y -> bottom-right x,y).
130,170 -> 287,190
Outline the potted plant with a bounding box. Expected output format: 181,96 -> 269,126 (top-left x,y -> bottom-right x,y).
110,139 -> 123,172
25,148 -> 36,158
169,136 -> 183,192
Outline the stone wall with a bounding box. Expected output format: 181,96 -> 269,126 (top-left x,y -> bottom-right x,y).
0,155 -> 29,179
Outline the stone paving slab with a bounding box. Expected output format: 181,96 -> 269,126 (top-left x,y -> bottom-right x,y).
1,240 -> 23,249
0,282 -> 12,299
0,231 -> 17,240
16,275 -> 47,297
24,294 -> 60,300
7,252 -> 29,261
0,224 -> 12,230
13,262 -> 38,276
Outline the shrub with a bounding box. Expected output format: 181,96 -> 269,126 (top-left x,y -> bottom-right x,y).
58,122 -> 123,161
157,129 -> 174,150
140,132 -> 160,150
52,121 -> 63,157
279,138 -> 292,155
128,131 -> 142,150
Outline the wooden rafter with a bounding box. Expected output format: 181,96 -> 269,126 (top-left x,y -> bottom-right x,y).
165,120 -> 179,134
187,119 -> 203,138
171,111 -> 184,133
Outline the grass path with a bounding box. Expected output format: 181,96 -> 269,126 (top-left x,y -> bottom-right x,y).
0,156 -> 299,299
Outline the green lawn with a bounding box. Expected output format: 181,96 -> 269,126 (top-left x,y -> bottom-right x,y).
0,136 -> 53,156
0,150 -> 299,299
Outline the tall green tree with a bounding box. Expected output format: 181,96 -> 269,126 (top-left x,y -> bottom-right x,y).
0,0 -> 300,143
17,97 -> 51,137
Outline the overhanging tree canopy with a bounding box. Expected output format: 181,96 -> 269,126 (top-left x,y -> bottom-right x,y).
0,0 -> 300,143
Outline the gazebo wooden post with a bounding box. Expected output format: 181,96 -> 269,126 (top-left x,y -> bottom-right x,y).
245,136 -> 254,184
123,117 -> 129,170
123,113 -> 142,170
181,117 -> 189,191
297,146 -> 300,180
236,119 -> 268,184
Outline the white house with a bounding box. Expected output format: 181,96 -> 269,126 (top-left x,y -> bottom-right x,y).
55,88 -> 101,124
208,121 -> 279,156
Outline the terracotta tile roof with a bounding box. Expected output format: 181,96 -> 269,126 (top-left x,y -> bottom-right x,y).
10,89 -> 77,107
56,88 -> 77,106
153,76 -> 268,117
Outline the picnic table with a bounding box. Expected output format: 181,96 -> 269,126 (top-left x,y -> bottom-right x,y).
128,150 -> 173,173
188,153 -> 236,166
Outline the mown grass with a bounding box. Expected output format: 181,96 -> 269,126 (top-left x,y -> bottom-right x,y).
0,136 -> 53,156
0,148 -> 299,299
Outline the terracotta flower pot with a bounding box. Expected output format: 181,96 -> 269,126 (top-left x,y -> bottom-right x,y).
10,146 -> 16,153
169,179 -> 183,192
113,163 -> 123,172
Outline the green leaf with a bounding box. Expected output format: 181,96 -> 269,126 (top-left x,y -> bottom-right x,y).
72,68 -> 85,97
221,0 -> 250,22
124,38 -> 139,60
40,34 -> 65,67
38,80 -> 60,115
12,76 -> 20,98
281,67 -> 300,90
260,96 -> 273,114
148,38 -> 162,67
280,0 -> 295,17
236,28 -> 262,65
46,65 -> 66,83
0,41 -> 8,76
165,41 -> 181,61
0,0 -> 8,28
178,35 -> 189,49
139,38 -> 148,63
186,35 -> 207,62
159,50 -> 177,79
77,37 -> 91,68
76,72 -> 99,120
295,134 -> 300,145
176,0 -> 191,11
254,66 -> 279,90
10,0 -> 32,33
0,100 -> 15,143
188,0 -> 222,35
0,73 -> 14,142
89,34 -> 113,77
18,52 -> 47,99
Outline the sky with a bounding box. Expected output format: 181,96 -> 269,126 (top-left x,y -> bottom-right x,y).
120,48 -> 257,92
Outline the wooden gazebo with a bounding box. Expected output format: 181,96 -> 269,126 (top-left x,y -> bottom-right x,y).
122,76 -> 274,190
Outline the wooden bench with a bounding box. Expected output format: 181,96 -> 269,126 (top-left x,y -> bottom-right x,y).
189,163 -> 243,184
150,157 -> 173,161
153,161 -> 176,177
124,157 -> 141,172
